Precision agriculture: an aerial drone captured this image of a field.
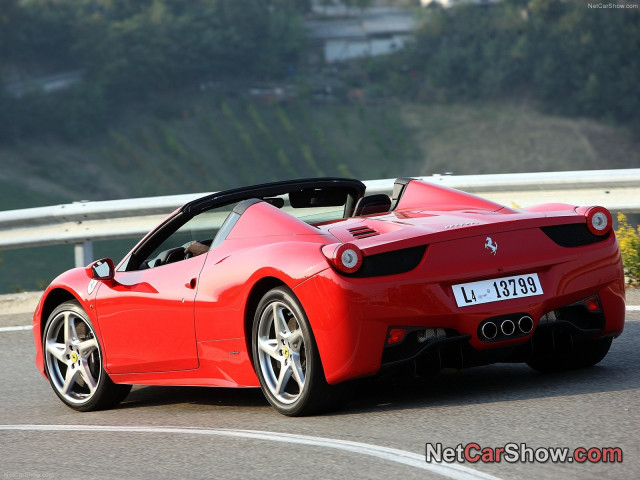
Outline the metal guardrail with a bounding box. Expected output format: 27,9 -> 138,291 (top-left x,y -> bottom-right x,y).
1,169 -> 639,267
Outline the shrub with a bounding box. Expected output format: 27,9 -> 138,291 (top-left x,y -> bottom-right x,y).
616,213 -> 640,285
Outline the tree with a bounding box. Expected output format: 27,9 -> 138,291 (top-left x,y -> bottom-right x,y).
74,0 -> 307,101
404,0 -> 639,124
0,0 -> 22,63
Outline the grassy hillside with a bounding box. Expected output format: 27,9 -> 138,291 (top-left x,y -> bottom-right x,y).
401,103 -> 640,175
0,97 -> 638,293
0,92 -> 422,205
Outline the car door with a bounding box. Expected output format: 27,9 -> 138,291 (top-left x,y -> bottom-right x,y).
93,206 -> 229,374
95,254 -> 206,374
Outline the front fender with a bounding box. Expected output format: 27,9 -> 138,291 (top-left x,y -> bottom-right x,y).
33,268 -> 101,379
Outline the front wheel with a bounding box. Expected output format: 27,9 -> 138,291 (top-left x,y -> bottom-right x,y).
251,287 -> 351,416
43,301 -> 131,411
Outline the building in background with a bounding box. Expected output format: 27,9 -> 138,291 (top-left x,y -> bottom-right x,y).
306,8 -> 416,63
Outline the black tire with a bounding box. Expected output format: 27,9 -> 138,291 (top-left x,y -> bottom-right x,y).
526,337 -> 612,373
251,287 -> 352,416
42,301 -> 131,411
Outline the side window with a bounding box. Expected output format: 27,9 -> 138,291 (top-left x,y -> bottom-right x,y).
137,205 -> 234,270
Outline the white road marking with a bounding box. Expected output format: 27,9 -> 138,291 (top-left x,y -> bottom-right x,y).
0,424 -> 502,480
2,304 -> 639,334
0,325 -> 32,332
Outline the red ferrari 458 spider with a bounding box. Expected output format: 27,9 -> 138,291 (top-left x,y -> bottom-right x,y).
33,177 -> 625,416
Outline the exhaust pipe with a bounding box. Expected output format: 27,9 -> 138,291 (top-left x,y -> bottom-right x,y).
481,321 -> 498,340
500,319 -> 515,336
518,315 -> 534,334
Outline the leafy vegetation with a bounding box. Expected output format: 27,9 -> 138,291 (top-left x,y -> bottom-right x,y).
373,0 -> 640,125
0,0 -> 308,142
3,0 -> 639,144
616,213 -> 640,285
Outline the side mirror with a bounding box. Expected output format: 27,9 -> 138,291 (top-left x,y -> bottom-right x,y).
85,258 -> 115,281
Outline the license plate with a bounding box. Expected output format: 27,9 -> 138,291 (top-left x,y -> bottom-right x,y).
452,274 -> 543,307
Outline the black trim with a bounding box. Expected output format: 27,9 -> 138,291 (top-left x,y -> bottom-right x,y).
182,178 -> 365,216
549,298 -> 606,331
353,194 -> 392,216
382,330 -> 471,366
541,223 -> 610,247
534,320 -> 602,337
348,245 -> 427,278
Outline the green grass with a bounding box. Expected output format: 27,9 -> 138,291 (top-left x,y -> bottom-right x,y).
0,96 -> 639,293
0,93 -> 426,204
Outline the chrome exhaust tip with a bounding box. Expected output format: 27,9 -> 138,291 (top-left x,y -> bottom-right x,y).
500,319 -> 516,336
481,321 -> 498,340
518,315 -> 534,334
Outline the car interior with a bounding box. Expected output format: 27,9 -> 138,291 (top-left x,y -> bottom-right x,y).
124,183 -> 368,272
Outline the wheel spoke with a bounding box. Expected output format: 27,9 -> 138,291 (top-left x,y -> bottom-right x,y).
290,353 -> 305,390
61,366 -> 80,396
273,304 -> 291,339
274,361 -> 293,397
77,337 -> 98,357
258,337 -> 280,360
63,312 -> 77,345
287,329 -> 303,350
78,360 -> 98,394
46,341 -> 67,363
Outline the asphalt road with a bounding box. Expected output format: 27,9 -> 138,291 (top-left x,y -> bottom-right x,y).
1,293 -> 638,480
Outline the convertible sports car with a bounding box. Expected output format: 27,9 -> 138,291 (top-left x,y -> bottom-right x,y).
33,177 -> 625,416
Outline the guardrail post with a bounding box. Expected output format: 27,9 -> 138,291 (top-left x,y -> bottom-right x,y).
74,241 -> 94,268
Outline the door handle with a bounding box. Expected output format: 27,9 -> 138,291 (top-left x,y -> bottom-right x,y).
185,278 -> 197,289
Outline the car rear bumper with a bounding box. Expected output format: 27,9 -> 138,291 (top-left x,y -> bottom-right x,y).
295,232 -> 625,384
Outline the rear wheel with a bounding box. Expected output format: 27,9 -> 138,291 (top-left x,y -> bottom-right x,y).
43,301 -> 131,411
251,287 -> 351,416
526,337 -> 612,373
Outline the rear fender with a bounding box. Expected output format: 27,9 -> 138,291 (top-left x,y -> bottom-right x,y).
196,240 -> 332,343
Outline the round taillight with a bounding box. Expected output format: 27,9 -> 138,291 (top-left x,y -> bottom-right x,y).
331,243 -> 363,274
585,206 -> 612,235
